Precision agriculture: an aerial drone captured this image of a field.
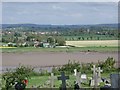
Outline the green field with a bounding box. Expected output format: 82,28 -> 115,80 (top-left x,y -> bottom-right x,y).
1,40 -> 118,53
1,46 -> 118,53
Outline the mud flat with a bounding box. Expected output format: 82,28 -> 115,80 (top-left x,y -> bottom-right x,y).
2,51 -> 118,67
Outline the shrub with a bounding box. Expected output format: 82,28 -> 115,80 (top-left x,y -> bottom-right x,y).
2,65 -> 34,90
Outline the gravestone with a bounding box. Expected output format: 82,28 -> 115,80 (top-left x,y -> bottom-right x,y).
97,67 -> 103,85
58,72 -> 69,90
91,65 -> 98,88
74,69 -> 77,76
50,73 -> 57,88
81,73 -> 87,84
74,69 -> 81,87
91,65 -> 97,78
110,73 -> 120,89
94,71 -> 98,88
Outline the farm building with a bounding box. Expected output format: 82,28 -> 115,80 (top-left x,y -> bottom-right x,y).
43,42 -> 50,48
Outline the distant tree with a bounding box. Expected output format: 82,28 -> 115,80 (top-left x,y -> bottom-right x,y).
90,36 -> 93,40
55,37 -> 66,46
47,36 -> 55,44
14,32 -> 22,37
78,37 -> 81,40
97,37 -> 100,40
82,37 -> 84,40
2,38 -> 5,42
87,37 -> 89,40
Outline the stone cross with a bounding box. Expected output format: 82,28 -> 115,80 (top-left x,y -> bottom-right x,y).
94,72 -> 98,88
91,65 -> 97,77
91,65 -> 98,88
50,73 -> 57,88
76,72 -> 81,88
97,67 -> 103,84
58,72 -> 69,90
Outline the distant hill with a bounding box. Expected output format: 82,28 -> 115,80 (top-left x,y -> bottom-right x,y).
1,23 -> 118,30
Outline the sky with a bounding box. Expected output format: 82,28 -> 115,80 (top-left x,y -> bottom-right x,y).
1,0 -> 119,2
2,2 -> 118,25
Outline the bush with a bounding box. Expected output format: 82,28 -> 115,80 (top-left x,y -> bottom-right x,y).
98,57 -> 116,73
58,60 -> 81,75
2,65 -> 34,90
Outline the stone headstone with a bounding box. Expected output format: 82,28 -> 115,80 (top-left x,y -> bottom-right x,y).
90,79 -> 95,87
91,65 -> 97,78
110,74 -> 120,89
58,72 -> 69,90
75,71 -> 81,87
91,65 -> 98,88
74,69 -> 77,76
97,67 -> 103,85
81,74 -> 87,83
94,71 -> 98,88
50,73 -> 57,88
81,74 -> 87,80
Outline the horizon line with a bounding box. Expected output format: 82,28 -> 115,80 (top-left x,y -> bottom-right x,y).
1,23 -> 118,25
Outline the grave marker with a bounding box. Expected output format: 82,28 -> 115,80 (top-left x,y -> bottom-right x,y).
110,73 -> 120,89
74,69 -> 77,76
91,65 -> 97,78
97,67 -> 103,84
50,73 -> 57,88
91,65 -> 98,88
81,74 -> 87,84
58,72 -> 69,90
76,72 -> 81,87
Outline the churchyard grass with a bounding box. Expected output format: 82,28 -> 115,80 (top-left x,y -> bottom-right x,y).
1,69 -> 118,88
21,72 -> 114,88
27,75 -> 80,88
27,76 -> 49,88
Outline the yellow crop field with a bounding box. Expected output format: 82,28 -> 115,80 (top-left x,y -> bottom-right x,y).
66,40 -> 118,47
0,46 -> 17,49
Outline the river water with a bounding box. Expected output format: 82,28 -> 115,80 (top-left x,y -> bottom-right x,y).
1,51 -> 119,73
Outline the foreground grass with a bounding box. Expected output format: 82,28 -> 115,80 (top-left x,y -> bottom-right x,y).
1,72 -> 114,88
27,73 -> 112,88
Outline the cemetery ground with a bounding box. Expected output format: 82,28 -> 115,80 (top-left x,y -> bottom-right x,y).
17,72 -> 115,88
1,61 -> 119,89
1,73 -> 111,88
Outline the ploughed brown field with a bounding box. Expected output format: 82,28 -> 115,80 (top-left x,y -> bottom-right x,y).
2,51 -> 118,67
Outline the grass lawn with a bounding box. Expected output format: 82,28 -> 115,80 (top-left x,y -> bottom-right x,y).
1,71 -> 117,89
22,72 -> 117,88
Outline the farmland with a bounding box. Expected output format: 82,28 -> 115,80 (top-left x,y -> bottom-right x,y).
1,40 -> 118,53
66,40 -> 118,47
